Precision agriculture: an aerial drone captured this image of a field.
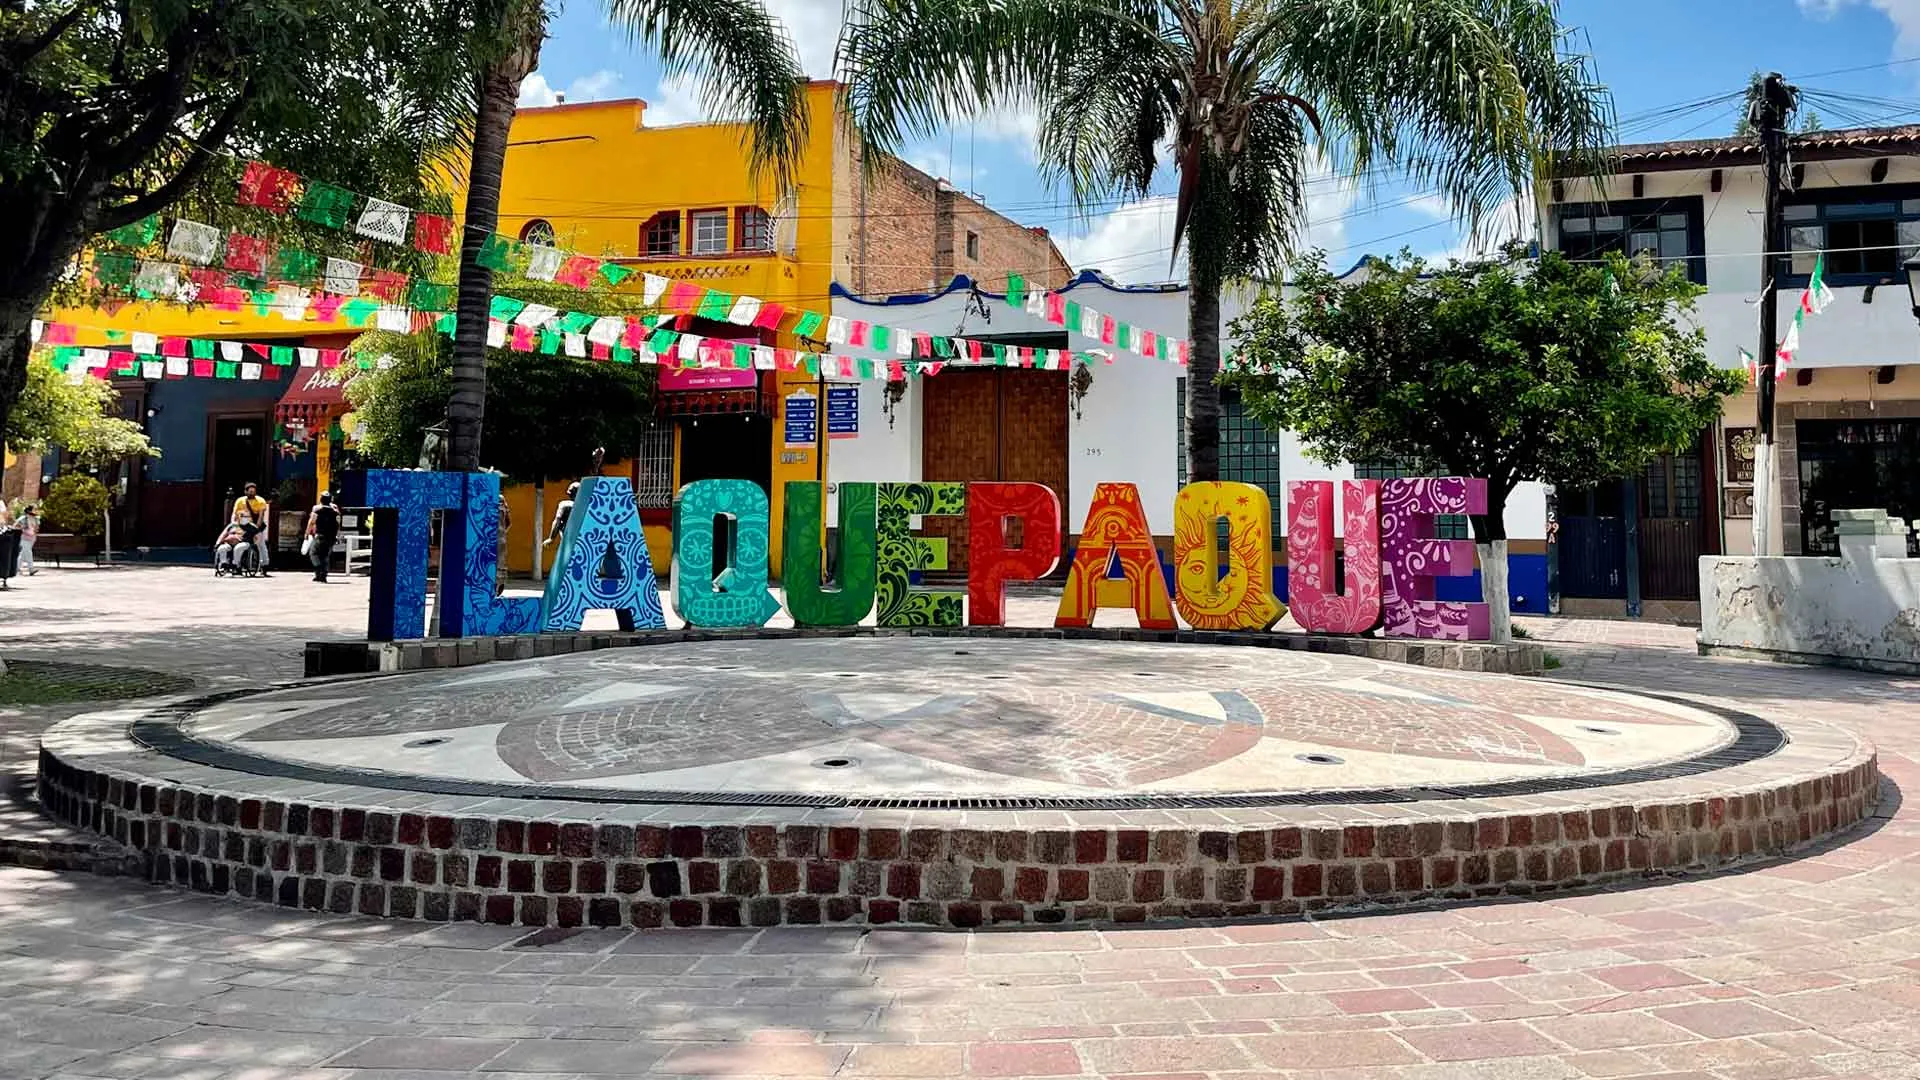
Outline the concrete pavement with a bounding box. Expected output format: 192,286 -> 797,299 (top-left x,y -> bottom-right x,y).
0,565 -> 1916,1078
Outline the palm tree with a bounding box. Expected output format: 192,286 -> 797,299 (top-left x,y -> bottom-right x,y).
446,0 -> 811,471
835,0 -> 1612,482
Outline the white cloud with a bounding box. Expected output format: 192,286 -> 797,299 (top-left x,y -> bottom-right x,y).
1056,197 -> 1184,284
517,69 -> 629,108
1300,156 -> 1359,263
518,73 -> 558,108
566,69 -> 624,103
1415,192 -> 1537,265
1407,193 -> 1455,221
641,73 -> 715,126
904,146 -> 988,190
758,0 -> 842,76
1051,152 -> 1366,284
1800,0 -> 1920,67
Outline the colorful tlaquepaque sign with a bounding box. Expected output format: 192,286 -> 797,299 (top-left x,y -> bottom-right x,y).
336,471 -> 1492,643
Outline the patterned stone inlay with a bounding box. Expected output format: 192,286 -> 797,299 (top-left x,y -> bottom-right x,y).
190,639 -> 1733,793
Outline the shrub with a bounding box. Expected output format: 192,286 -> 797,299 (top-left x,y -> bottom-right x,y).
41,474 -> 108,537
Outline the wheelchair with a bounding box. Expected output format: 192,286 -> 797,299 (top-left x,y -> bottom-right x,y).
215,541 -> 264,577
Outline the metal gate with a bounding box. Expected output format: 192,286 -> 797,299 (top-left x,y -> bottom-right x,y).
1557,483 -> 1627,599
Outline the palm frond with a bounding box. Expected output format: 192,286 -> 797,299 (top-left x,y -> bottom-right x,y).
607,0 -> 811,188
833,0 -> 1103,166
1272,0 -> 1612,234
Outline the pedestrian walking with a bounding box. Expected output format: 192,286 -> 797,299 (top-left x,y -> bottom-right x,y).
15,503 -> 39,575
305,492 -> 341,583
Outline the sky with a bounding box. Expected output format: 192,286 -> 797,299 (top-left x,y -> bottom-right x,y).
519,0 -> 1920,288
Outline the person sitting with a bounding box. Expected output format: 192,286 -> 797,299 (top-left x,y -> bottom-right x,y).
215,512 -> 262,574
232,481 -> 271,576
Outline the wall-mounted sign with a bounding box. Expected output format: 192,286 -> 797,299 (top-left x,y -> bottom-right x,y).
658,365 -> 758,392
826,384 -> 859,439
783,388 -> 817,448
1724,427 -> 1756,485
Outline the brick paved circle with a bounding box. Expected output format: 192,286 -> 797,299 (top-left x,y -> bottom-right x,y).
33,636 -> 1879,930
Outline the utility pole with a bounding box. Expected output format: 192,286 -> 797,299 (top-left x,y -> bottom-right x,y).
1751,71 -> 1797,556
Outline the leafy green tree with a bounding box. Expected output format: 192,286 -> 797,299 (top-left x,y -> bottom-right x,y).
0,0 -> 485,448
834,0 -> 1613,482
1226,250 -> 1743,639
6,362 -> 158,467
445,0 -> 811,471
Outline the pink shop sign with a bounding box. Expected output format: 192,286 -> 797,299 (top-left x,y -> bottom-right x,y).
658,364 -> 759,391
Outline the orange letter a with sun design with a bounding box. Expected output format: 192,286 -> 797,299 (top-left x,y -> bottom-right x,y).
1055,482 -> 1176,630
1172,482 -> 1284,631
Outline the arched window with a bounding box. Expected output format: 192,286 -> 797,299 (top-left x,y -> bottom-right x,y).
642,212 -> 681,256
736,207 -> 773,251
518,219 -> 556,247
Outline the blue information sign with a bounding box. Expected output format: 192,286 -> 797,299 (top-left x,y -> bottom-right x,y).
783,389 -> 817,448
826,385 -> 859,439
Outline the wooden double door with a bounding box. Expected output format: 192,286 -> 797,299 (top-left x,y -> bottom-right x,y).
920,368 -> 1068,576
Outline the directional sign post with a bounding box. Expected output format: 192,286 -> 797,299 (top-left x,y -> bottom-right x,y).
826,385 -> 860,440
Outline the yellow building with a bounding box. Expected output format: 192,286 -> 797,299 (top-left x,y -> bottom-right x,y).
46,80 -> 1071,574
479,81 -> 1069,574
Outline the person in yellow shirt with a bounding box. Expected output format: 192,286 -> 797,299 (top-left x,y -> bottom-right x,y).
231,481 -> 271,576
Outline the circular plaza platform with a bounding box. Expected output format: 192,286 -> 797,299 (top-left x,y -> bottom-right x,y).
38,635 -> 1881,928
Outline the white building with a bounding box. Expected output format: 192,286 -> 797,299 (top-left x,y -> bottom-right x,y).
826,271 -> 1554,616
1546,124 -> 1920,615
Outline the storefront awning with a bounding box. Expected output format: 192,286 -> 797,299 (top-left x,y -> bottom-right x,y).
276,364 -> 356,426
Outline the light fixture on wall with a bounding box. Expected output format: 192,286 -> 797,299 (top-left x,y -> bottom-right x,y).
882,378 -> 907,429
1069,364 -> 1094,420
1905,256 -> 1920,321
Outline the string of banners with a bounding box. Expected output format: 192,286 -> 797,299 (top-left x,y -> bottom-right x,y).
89,155 -> 1198,366
31,307 -> 1102,385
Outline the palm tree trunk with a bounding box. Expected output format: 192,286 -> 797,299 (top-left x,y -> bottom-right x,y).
1185,276 -> 1222,483
447,28 -> 542,473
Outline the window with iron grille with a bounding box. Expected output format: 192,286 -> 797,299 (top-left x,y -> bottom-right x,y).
519,219 -> 556,247
643,212 -> 680,256
632,419 -> 674,510
1175,380 -> 1282,536
1352,459 -> 1471,539
690,210 -> 728,254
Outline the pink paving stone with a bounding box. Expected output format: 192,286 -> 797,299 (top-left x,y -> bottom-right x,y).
1593,963 -> 1706,991
1328,988 -> 1433,1014
1651,1000 -> 1811,1038
966,1041 -> 1083,1076
1241,1031 -> 1423,1069
1397,1020 -> 1562,1061
1077,1036 -> 1255,1073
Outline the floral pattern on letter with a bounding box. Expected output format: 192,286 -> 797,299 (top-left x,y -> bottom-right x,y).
1379,477 -> 1490,641
1284,479 -> 1382,635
